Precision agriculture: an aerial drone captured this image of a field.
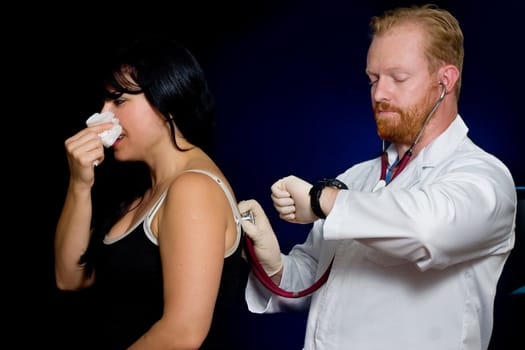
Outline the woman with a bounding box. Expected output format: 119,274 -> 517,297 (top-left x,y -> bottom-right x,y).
54,38 -> 246,349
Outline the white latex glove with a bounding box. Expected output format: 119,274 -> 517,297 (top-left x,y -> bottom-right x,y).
86,111 -> 122,148
238,199 -> 283,276
271,175 -> 316,224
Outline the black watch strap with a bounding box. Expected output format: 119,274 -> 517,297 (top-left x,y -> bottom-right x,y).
309,178 -> 348,219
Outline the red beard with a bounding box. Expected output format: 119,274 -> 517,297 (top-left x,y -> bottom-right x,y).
373,91 -> 435,145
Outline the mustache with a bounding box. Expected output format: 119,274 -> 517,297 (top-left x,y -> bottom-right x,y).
374,101 -> 403,114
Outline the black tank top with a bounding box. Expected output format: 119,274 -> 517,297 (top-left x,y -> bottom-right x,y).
93,170 -> 247,349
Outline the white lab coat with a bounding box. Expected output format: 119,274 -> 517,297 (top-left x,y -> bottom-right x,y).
246,115 -> 517,350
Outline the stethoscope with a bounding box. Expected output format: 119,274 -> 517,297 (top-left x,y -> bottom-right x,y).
241,209 -> 332,298
242,82 -> 447,298
374,82 -> 447,191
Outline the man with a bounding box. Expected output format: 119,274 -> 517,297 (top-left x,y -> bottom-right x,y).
238,4 -> 516,350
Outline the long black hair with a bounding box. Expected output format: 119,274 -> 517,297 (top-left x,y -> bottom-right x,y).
81,37 -> 216,275
103,37 -> 216,154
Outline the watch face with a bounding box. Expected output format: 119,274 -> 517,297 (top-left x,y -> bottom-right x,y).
310,178 -> 348,219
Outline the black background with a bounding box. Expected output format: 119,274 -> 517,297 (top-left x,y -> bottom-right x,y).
12,0 -> 524,348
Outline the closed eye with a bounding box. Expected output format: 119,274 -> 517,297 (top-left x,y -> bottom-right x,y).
113,97 -> 126,106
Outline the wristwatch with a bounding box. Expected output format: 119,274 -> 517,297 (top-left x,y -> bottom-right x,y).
309,178 -> 348,219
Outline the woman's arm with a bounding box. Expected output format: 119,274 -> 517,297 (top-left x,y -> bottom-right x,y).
54,126 -> 109,290
129,171 -> 233,349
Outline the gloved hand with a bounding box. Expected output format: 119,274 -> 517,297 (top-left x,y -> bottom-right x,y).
238,199 -> 283,276
271,175 -> 316,224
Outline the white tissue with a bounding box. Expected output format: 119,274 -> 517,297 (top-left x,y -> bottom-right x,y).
86,112 -> 123,148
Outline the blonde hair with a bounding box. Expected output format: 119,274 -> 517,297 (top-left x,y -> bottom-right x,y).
370,4 -> 464,99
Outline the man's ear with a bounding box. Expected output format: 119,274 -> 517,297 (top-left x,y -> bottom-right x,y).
438,64 -> 460,96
